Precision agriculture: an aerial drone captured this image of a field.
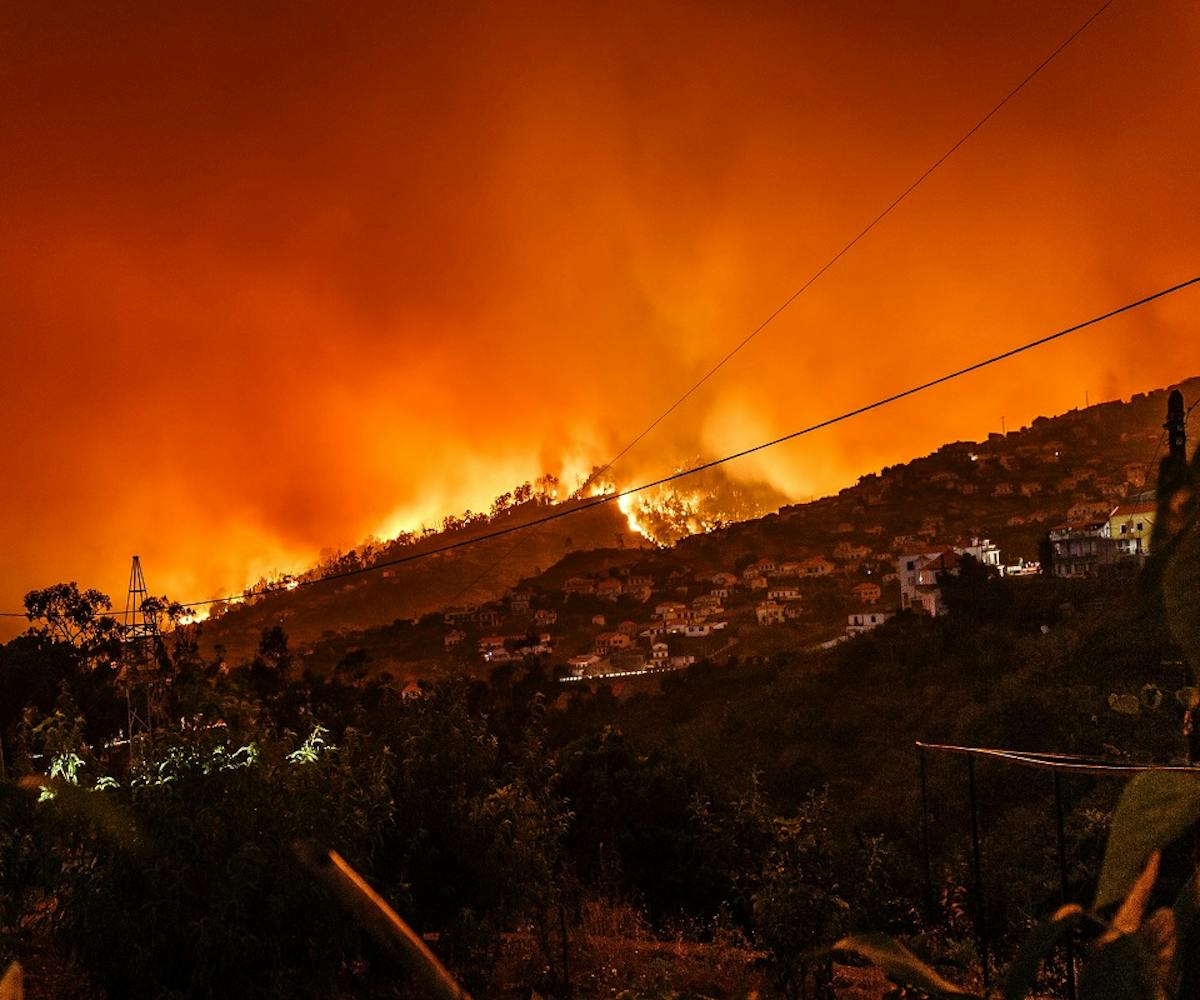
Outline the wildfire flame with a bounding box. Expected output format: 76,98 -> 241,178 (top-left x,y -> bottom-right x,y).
612,464 -> 787,545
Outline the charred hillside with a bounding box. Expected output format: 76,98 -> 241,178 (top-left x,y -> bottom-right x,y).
199,496 -> 649,661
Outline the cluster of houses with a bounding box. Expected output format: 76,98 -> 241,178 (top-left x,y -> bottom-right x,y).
434,409 -> 1165,675
566,585 -> 737,678
440,487 -> 1157,675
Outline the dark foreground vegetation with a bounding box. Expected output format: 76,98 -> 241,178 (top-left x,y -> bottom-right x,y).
3,456 -> 1200,999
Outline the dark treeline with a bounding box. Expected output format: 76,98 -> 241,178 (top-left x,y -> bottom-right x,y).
0,587 -> 908,999
4,435 -> 1200,998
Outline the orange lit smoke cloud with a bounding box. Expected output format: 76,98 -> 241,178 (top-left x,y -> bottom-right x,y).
1,2 -> 1198,625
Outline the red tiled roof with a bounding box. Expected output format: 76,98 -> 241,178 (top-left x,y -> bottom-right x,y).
1112,501 -> 1156,516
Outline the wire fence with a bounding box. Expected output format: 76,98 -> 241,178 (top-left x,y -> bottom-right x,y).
916,741 -> 1200,998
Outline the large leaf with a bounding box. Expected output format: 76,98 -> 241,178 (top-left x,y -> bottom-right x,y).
833,932 -> 976,998
1004,904 -> 1085,1000
1111,852 -> 1159,937
1096,773 -> 1200,909
0,962 -> 22,1000
1078,932 -> 1142,1000
1170,867 -> 1200,990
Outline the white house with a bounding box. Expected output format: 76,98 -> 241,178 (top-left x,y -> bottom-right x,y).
847,611 -> 893,636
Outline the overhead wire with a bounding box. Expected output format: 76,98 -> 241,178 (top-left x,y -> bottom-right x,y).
579,0 -> 1117,492
447,0 -> 1121,603
5,273 -> 1194,622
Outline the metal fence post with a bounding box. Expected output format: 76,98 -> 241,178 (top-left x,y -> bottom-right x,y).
1054,770 -> 1077,1000
967,753 -> 989,993
919,744 -> 935,922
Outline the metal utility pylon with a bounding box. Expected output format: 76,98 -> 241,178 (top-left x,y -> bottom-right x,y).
123,555 -> 156,641
120,555 -> 164,749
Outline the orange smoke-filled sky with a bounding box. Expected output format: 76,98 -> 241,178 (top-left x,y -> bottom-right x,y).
1,1 -> 1198,629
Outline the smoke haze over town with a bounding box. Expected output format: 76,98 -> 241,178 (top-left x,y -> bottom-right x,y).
3,1 -> 1198,619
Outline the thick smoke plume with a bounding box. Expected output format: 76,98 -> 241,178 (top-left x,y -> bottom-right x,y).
1,2 -> 1198,631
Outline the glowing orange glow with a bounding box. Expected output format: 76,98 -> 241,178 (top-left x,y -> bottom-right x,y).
1,3 -> 1198,633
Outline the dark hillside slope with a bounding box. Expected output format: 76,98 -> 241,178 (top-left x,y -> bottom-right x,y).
201,498 -> 648,661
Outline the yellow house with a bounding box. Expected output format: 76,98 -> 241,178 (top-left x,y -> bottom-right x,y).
1108,501 -> 1156,556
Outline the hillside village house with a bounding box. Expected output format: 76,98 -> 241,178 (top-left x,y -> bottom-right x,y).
711,572 -> 738,588
1049,501 -> 1156,577
563,577 -> 594,595
533,609 -> 557,627
768,586 -> 800,602
626,583 -> 653,602
597,578 -> 623,600
756,601 -> 786,625
650,641 -> 669,664
801,556 -> 834,576
509,592 -> 531,614
1049,522 -> 1114,578
477,609 -> 501,628
595,632 -> 632,654
847,610 -> 893,635
1068,500 -> 1113,523
920,516 -> 944,536
443,629 -> 466,648
567,654 -> 599,677
655,600 -> 686,619
1109,501 -> 1155,556
958,538 -> 1002,569
672,621 -> 722,638
852,582 -> 881,605
618,620 -> 639,637
749,575 -> 769,590
898,549 -> 961,616
444,606 -> 478,626
591,614 -> 606,626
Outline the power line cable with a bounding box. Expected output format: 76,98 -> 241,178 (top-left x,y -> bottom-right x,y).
8,272 -> 1192,622
441,0 -> 1121,609
580,0 -> 1116,493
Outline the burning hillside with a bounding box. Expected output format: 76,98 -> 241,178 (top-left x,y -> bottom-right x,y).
613,465 -> 789,545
